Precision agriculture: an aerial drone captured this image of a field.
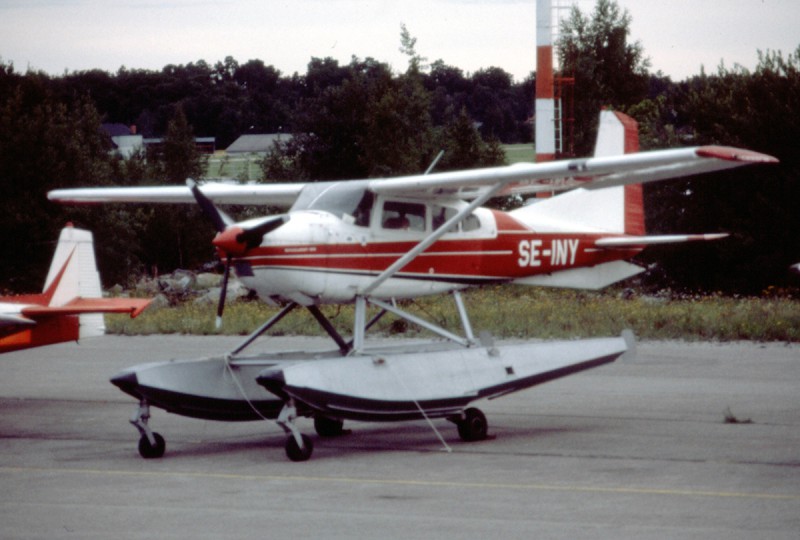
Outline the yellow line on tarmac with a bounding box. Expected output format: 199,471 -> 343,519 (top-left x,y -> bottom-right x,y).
2,465 -> 799,501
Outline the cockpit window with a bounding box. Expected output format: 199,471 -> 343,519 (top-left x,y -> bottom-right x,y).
382,201 -> 426,231
290,181 -> 373,226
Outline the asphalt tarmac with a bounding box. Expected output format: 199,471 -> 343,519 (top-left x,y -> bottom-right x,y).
1,335 -> 798,539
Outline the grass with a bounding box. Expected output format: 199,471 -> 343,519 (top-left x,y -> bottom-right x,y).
206,152 -> 264,181
107,286 -> 800,342
503,143 -> 536,164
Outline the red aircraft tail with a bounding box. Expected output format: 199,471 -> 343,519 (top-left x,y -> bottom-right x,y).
0,224 -> 150,353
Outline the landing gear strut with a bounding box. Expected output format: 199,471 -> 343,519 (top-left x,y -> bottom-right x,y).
277,399 -> 313,461
130,400 -> 166,458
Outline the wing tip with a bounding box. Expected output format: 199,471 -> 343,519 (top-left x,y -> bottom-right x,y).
696,145 -> 779,164
130,300 -> 151,318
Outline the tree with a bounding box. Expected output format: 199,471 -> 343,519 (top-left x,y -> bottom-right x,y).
399,23 -> 428,74
0,79 -> 115,288
437,108 -> 505,171
557,0 -> 650,154
161,104 -> 206,182
638,49 -> 800,293
134,105 -> 212,272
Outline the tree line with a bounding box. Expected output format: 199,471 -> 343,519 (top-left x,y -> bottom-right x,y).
1,0 -> 798,295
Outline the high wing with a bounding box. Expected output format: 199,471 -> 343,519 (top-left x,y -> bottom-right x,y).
48,182 -> 304,207
368,145 -> 777,199
47,146 -> 776,207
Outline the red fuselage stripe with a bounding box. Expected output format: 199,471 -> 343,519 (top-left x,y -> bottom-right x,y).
238,233 -> 640,281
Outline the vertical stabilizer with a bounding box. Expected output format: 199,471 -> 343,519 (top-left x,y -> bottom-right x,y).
593,110 -> 644,235
510,110 -> 644,235
44,224 -> 106,338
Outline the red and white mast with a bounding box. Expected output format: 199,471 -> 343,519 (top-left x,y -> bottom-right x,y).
535,0 -> 556,164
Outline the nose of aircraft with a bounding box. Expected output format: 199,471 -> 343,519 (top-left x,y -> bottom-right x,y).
256,368 -> 289,400
212,226 -> 248,257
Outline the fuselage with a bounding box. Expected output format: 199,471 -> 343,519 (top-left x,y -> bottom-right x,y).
232,192 -> 640,305
0,299 -> 81,353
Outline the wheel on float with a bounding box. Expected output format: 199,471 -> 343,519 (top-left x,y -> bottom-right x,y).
285,434 -> 314,462
138,432 -> 166,459
314,416 -> 345,437
457,408 -> 488,442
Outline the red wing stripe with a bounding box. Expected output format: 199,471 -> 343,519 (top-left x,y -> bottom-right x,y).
696,145 -> 779,163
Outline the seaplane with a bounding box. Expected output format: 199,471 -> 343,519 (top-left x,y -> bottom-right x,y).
0,224 -> 151,353
48,111 -> 777,461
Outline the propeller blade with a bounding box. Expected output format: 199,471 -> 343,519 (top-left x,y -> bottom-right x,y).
187,178 -> 233,233
216,255 -> 232,329
237,215 -> 289,249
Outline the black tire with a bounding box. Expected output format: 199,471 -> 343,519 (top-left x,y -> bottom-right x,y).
314,416 -> 345,437
457,408 -> 488,442
138,432 -> 166,459
285,434 -> 314,462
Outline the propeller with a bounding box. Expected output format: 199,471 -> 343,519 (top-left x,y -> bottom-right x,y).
186,179 -> 288,328
187,178 -> 232,233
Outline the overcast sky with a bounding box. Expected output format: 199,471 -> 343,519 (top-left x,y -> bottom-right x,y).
1,0 -> 798,81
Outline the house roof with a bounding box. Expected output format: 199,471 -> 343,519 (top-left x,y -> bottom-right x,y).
226,134 -> 292,154
101,123 -> 133,138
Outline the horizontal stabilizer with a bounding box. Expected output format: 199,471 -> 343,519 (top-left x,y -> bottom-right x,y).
21,297 -> 151,319
596,233 -> 729,247
513,260 -> 644,290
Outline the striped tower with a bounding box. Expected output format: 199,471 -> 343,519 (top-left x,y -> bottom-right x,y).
535,0 -> 556,164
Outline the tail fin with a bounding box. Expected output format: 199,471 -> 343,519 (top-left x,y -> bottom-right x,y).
593,109 -> 644,235
510,109 -> 643,234
43,224 -> 106,338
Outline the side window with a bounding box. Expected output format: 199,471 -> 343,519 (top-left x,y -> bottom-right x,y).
382,201 -> 426,231
432,205 -> 458,232
432,204 -> 481,233
462,214 -> 481,231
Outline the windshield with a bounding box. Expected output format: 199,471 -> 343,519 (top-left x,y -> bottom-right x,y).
290,181 -> 374,226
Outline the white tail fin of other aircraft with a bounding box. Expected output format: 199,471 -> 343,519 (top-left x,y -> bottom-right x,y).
42,224 -> 106,339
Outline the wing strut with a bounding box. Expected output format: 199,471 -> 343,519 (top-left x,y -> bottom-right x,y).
230,302 -> 298,356
368,298 -> 471,347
